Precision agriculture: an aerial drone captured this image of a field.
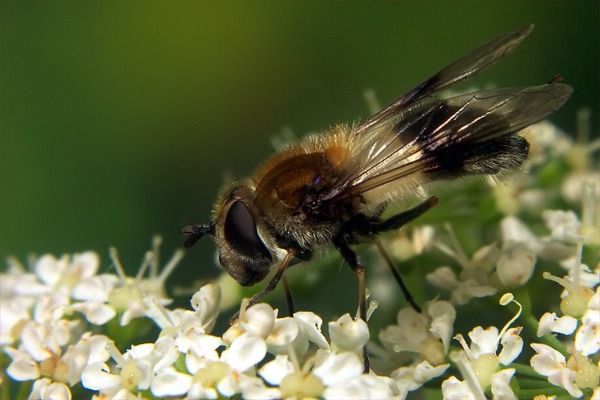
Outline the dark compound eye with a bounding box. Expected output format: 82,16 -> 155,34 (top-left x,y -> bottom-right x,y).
224,201 -> 272,261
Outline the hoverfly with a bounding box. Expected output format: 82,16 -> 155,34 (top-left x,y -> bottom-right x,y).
182,25 -> 571,370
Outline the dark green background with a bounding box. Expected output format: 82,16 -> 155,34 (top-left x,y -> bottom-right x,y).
1,1 -> 598,289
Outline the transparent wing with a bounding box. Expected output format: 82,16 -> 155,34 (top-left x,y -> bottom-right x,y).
358,25 -> 533,135
324,83 -> 572,201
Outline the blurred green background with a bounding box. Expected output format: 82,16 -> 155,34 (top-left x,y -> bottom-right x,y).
1,1 -> 598,298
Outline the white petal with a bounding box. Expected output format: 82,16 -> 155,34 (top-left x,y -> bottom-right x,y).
537,312 -> 578,336
86,335 -> 111,364
151,367 -> 192,397
20,322 -> 51,362
427,300 -> 456,352
468,326 -> 500,357
258,355 -> 294,385
223,333 -> 267,372
490,368 -> 516,400
81,362 -> 120,391
266,317 -> 299,347
500,216 -> 539,252
312,352 -> 363,386
496,244 -> 536,287
6,351 -> 39,381
189,334 -> 223,359
240,304 -> 275,339
441,376 -> 476,400
13,274 -> 50,297
324,374 -> 393,400
395,307 -> 429,340
498,328 -> 523,365
191,283 -> 221,333
426,267 -> 459,291
71,252 -> 100,279
451,280 -> 497,305
29,378 -> 51,400
530,343 -> 566,376
542,210 -> 580,241
575,321 -> 600,356
35,255 -> 65,286
329,313 -> 369,353
72,275 -> 118,302
547,367 -> 583,398
391,360 -> 449,391
294,311 -> 329,349
40,381 -> 72,400
71,301 -> 116,325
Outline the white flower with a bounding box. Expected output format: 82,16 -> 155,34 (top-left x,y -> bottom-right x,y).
29,378 -> 71,400
530,343 -> 583,397
441,375 -> 476,400
537,312 -> 578,337
379,300 -> 455,366
386,225 -> 435,261
106,239 -> 183,326
258,355 -> 295,385
329,313 -> 369,354
443,294 -> 523,399
323,373 -> 394,400
221,332 -> 267,373
576,287 -> 600,356
391,360 -> 449,393
6,332 -> 109,400
428,229 -> 499,304
495,242 -> 536,287
543,210 -> 581,243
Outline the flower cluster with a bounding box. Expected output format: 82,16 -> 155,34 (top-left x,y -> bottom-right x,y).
1,116 -> 599,400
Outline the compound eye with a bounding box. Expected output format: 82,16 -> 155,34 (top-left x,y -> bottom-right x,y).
224,201 -> 272,261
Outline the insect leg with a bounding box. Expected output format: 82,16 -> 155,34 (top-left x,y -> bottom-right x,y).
374,239 -> 421,312
282,274 -> 295,316
334,237 -> 370,373
371,196 -> 438,234
229,251 -> 294,325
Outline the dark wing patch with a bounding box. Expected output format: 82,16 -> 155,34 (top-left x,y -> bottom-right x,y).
328,83 -> 571,199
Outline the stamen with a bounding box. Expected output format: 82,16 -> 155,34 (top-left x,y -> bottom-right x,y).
158,249 -> 185,282
449,350 -> 486,400
143,295 -> 175,328
571,242 -> 584,287
151,235 -> 162,277
135,251 -> 154,282
542,271 -> 577,293
366,299 -> 379,321
287,343 -> 301,372
444,224 -> 471,269
454,334 -> 473,360
576,108 -> 590,145
496,293 -> 522,345
109,247 -> 127,283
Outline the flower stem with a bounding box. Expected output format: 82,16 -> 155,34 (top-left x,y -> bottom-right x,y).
518,387 -> 568,398
510,362 -> 544,379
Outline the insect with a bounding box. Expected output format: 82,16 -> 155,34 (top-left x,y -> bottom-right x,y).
182,25 -> 571,370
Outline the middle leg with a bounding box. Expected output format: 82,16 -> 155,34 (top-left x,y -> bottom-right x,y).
333,236 -> 369,373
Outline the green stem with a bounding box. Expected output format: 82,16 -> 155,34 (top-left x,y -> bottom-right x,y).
518,387 -> 568,398
511,362 -> 544,379
518,378 -> 552,389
